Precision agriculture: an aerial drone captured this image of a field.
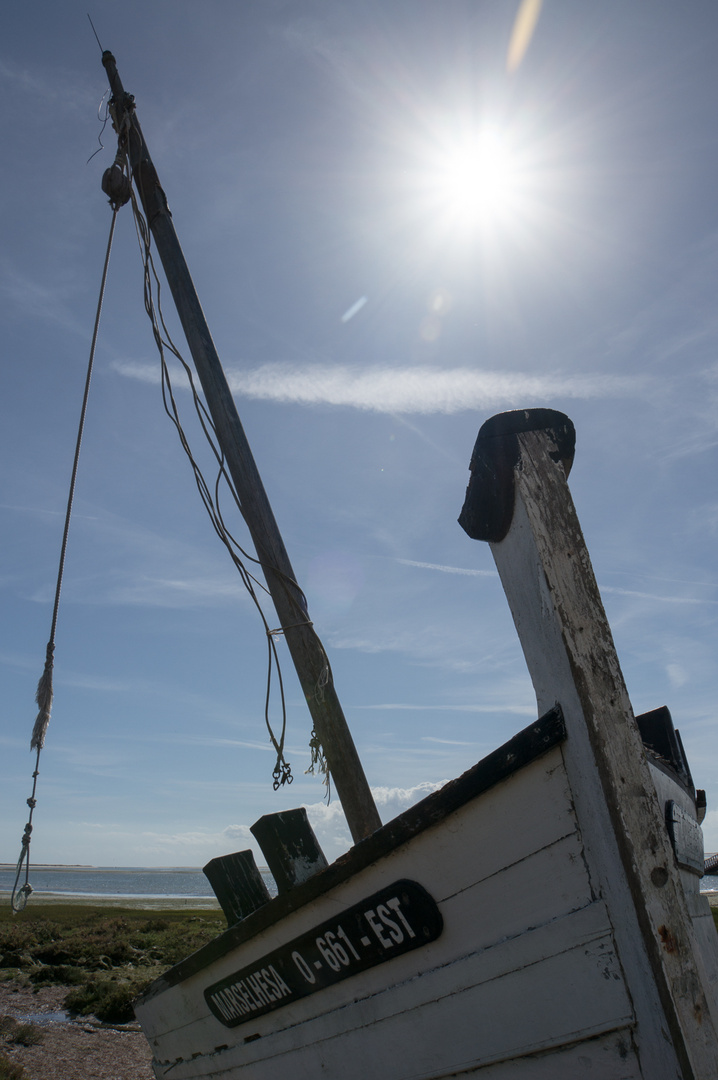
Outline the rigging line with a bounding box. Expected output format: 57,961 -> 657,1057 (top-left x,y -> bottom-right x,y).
126,170 -> 330,794
129,189 -> 296,619
130,185 -> 332,797
85,16 -> 109,167
126,188 -> 296,784
156,322 -> 292,767
132,189 -> 313,638
87,93 -> 110,166
87,13 -> 104,53
136,210 -> 272,591
127,184 -> 311,615
11,207 -> 119,915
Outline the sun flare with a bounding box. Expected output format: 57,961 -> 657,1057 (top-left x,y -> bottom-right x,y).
436,129 -> 524,228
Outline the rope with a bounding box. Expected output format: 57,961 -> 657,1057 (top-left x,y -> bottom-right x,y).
125,169 -> 303,790
11,208 -> 119,914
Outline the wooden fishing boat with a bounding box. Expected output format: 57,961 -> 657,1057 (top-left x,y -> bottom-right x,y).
133,408 -> 718,1079
93,52 -> 718,1078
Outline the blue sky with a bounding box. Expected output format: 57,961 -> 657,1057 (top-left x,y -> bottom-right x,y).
2,1 -> 718,870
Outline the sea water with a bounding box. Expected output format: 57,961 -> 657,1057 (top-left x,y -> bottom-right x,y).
0,866 -> 715,900
0,866 -> 277,900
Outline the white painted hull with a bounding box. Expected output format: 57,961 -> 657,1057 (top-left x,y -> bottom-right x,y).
135,729 -> 715,1079
135,412 -> 718,1078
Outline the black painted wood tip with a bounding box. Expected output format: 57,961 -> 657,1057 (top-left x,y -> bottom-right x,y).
459,408 -> 575,543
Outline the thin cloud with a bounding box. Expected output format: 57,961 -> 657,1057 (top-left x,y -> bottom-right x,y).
111,360 -> 171,384
104,575 -> 246,609
281,20 -> 369,102
226,364 -> 644,414
604,570 -> 718,590
356,703 -> 536,715
0,59 -> 92,113
58,672 -> 147,695
112,360 -> 645,415
601,584 -> 718,606
421,736 -> 477,746
0,502 -> 98,521
28,571 -> 246,611
657,432 -> 718,463
398,558 -> 497,578
0,650 -> 44,673
0,735 -> 28,751
167,736 -> 275,753
0,261 -> 87,336
18,503 -> 250,612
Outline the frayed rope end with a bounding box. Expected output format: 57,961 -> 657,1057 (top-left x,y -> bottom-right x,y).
31,651 -> 54,751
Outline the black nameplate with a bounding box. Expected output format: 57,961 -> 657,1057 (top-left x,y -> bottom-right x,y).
205,879 -> 442,1027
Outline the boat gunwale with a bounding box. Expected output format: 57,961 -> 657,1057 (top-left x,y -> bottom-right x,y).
137,704 -> 566,1003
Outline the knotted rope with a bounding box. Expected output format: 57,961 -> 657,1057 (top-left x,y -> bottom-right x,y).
11,205 -> 120,913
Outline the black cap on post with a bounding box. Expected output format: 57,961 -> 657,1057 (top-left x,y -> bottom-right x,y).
459,409 -> 575,543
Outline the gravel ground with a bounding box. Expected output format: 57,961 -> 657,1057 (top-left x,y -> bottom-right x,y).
0,982 -> 154,1080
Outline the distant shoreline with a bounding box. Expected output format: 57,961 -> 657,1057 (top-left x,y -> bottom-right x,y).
0,863 -> 94,871
0,864 -> 200,873
0,890 -> 221,909
0,864 -> 269,873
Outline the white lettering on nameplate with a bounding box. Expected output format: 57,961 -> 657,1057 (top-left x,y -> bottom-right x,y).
205,879 -> 442,1028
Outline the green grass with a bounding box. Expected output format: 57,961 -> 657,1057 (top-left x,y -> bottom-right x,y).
63,975 -> 151,1024
0,904 -> 226,1023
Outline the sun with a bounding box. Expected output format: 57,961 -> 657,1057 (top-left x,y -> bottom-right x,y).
401,116 -> 551,253
435,129 -> 524,229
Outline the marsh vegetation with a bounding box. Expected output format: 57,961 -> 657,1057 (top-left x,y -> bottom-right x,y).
0,904 -> 225,1025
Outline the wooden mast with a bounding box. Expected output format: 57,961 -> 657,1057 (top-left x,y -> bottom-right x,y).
101,51 -> 381,844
